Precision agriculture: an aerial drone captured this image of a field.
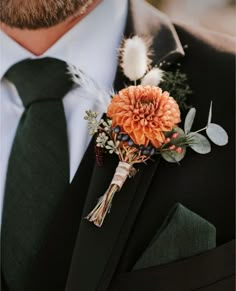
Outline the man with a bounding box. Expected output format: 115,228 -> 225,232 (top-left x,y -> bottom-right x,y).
0,0 -> 235,290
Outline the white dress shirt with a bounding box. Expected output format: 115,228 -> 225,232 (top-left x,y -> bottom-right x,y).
0,0 -> 128,224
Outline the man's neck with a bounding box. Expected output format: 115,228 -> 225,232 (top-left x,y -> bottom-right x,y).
0,0 -> 101,56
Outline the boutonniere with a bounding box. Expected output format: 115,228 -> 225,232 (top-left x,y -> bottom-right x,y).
69,36 -> 228,227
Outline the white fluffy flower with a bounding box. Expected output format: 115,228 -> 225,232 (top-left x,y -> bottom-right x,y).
141,68 -> 164,86
121,36 -> 150,82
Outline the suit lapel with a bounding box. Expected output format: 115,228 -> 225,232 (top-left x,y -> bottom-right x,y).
66,1 -> 185,291
114,0 -> 185,92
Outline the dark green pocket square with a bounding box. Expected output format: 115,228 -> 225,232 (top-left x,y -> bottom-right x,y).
133,203 -> 216,270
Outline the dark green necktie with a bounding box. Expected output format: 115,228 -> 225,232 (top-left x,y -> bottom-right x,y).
1,58 -> 74,290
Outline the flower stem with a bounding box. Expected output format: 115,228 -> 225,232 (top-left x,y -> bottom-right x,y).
86,161 -> 134,227
193,126 -> 208,134
86,184 -> 119,227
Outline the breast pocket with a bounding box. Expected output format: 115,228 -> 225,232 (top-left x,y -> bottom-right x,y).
109,240 -> 235,291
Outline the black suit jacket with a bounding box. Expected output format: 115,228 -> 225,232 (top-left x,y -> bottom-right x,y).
3,1 -> 234,291
65,1 -> 235,291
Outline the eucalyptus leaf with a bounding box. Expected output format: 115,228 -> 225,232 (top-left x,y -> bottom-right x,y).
172,126 -> 185,138
206,123 -> 228,146
207,101 -> 213,127
161,147 -> 186,163
188,132 -> 211,154
184,108 -> 196,134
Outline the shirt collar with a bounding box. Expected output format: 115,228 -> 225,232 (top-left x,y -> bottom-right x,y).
0,0 -> 128,88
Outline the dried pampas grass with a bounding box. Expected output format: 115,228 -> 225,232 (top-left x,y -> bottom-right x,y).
67,64 -> 112,112
120,36 -> 151,82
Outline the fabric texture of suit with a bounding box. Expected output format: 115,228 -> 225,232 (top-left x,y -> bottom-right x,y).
66,1 -> 235,291
66,1 -> 235,290
2,0 -> 235,290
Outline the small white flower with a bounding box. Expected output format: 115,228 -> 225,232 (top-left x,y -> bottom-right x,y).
105,140 -> 120,154
121,36 -> 150,81
96,133 -> 109,148
141,68 -> 164,86
84,110 -> 98,120
84,110 -> 100,136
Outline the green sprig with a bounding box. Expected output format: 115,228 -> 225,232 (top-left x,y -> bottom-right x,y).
160,69 -> 192,110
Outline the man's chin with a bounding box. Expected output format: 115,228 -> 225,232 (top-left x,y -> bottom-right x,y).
0,0 -> 95,30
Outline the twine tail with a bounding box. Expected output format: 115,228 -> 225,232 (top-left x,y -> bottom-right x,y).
86,162 -> 135,227
86,184 -> 119,227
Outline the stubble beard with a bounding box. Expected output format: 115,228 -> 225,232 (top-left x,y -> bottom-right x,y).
0,0 -> 95,29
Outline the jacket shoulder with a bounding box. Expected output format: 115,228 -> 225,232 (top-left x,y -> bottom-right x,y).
174,22 -> 236,56
172,22 -> 235,90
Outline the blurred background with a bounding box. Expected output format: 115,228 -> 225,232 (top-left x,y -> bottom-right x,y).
147,0 -> 236,37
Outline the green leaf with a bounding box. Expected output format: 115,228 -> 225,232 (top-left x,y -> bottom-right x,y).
206,123 -> 228,146
160,69 -> 192,111
161,147 -> 186,163
174,126 -> 185,136
188,133 -> 211,154
184,108 -> 196,134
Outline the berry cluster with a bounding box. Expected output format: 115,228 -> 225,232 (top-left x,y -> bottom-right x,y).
112,126 -> 156,157
164,132 -> 184,154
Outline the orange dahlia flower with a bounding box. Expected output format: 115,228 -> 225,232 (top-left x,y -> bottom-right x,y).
107,85 -> 181,148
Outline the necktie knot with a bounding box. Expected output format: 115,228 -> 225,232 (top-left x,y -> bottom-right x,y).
5,57 -> 74,107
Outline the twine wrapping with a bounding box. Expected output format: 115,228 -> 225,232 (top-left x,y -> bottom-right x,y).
111,162 -> 133,189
